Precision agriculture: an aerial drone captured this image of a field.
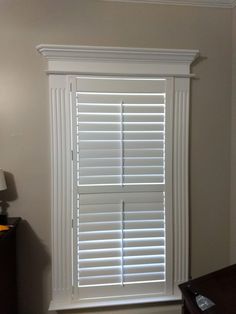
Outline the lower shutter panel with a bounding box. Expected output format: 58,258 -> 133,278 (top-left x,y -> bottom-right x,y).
78,192 -> 165,287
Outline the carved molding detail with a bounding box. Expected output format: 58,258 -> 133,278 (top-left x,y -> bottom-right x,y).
173,79 -> 190,290
49,75 -> 72,305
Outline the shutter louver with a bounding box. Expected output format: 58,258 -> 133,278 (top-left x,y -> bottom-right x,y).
74,76 -> 169,300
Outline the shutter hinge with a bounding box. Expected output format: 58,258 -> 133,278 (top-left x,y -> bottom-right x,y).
72,219 -> 73,228
71,150 -> 73,160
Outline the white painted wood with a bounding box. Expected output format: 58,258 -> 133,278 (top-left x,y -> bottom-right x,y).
103,0 -> 236,8
37,45 -> 199,63
37,45 -> 197,311
50,295 -> 182,311
36,45 -> 199,76
49,75 -> 73,305
164,78 -> 174,296
173,78 -> 190,296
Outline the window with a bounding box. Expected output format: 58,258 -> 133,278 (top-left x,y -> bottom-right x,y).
37,45 -> 199,311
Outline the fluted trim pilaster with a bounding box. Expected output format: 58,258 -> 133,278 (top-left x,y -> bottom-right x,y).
49,75 -> 73,306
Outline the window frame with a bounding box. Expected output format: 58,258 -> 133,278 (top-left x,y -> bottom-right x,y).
37,44 -> 199,311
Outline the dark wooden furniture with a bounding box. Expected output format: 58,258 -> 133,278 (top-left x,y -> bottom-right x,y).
0,218 -> 20,314
179,264 -> 236,314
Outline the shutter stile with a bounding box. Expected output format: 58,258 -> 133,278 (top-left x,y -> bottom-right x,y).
75,77 -> 168,299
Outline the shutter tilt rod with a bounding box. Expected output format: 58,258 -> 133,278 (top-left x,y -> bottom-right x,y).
120,101 -> 124,186
121,200 -> 125,286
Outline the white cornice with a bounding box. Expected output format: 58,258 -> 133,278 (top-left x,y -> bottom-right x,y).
36,45 -> 199,64
37,45 -> 199,77
104,0 -> 236,8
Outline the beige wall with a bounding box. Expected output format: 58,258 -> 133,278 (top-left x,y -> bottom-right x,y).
231,7 -> 236,263
0,1 -> 232,313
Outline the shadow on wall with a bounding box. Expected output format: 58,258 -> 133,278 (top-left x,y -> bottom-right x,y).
4,172 -> 18,200
0,171 -> 18,217
17,220 -> 51,314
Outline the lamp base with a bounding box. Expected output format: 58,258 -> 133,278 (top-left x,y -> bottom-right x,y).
0,214 -> 7,225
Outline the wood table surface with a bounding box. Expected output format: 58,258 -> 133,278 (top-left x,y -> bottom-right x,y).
179,264 -> 236,314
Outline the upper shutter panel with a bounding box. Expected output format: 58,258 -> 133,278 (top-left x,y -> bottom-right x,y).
76,77 -> 166,189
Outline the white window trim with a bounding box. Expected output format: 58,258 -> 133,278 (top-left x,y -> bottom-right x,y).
36,45 -> 199,311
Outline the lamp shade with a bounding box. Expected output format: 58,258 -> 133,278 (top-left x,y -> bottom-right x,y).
0,169 -> 7,191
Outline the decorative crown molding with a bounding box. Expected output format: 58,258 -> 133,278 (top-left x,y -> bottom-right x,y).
37,45 -> 199,77
36,45 -> 199,64
103,0 -> 236,8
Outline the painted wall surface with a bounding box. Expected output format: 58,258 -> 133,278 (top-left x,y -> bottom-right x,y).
0,0 -> 232,313
231,7 -> 236,263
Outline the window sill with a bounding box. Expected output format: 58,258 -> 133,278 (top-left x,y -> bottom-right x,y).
49,295 -> 182,311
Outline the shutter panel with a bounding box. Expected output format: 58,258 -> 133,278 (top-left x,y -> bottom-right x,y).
74,76 -> 169,299
78,192 -> 165,287
76,77 -> 166,188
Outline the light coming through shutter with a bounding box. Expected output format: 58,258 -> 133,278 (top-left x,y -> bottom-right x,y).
73,76 -> 171,301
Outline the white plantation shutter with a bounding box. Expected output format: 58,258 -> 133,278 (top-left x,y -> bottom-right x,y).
73,76 -> 172,301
